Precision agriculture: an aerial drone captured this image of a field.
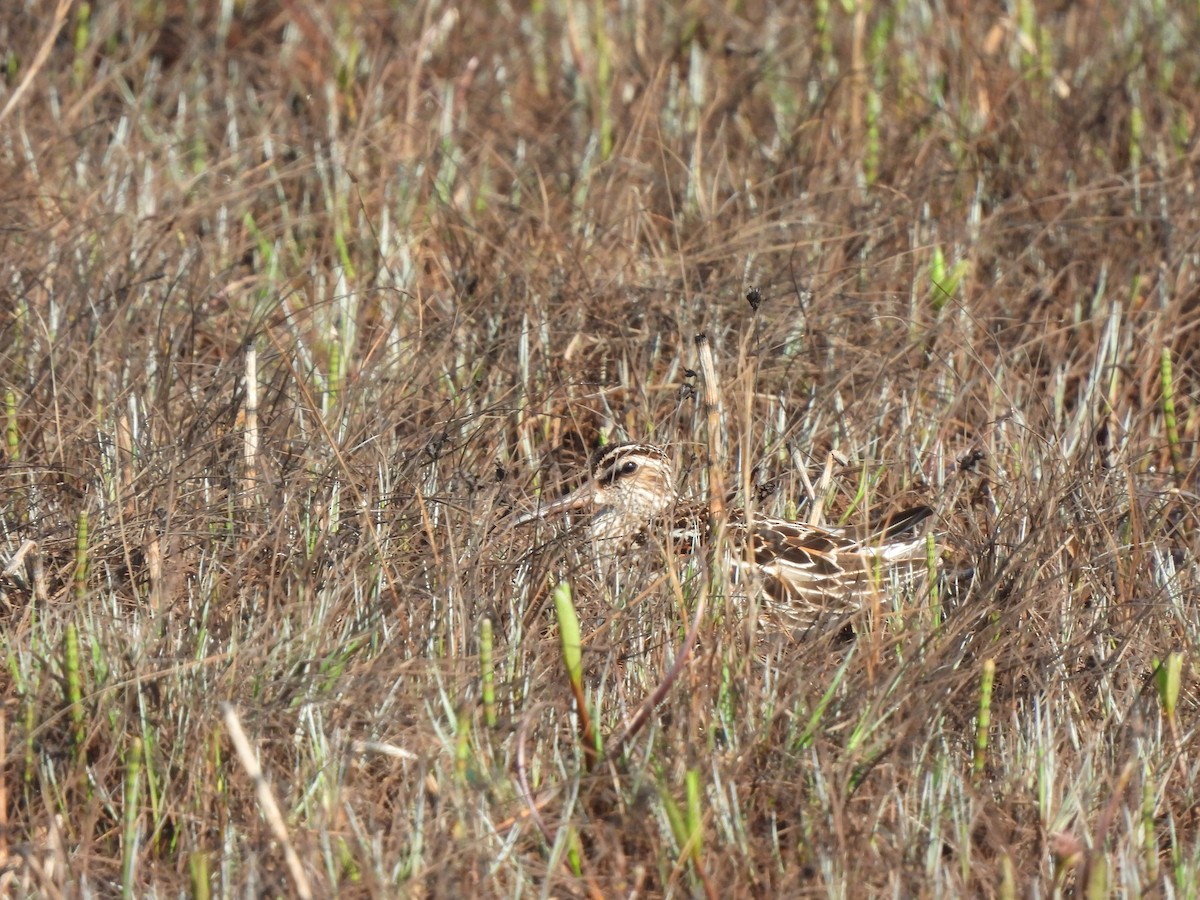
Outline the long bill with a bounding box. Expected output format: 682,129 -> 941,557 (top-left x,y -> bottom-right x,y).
512,484 -> 595,525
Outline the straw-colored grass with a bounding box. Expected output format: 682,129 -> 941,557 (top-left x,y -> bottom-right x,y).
2,1 -> 1199,895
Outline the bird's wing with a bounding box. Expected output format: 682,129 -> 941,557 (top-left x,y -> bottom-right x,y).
748,511 -> 930,605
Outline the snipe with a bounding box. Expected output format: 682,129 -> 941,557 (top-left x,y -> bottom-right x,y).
515,442 -> 936,632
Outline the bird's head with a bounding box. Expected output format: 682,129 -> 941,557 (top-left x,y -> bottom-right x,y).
514,442 -> 676,540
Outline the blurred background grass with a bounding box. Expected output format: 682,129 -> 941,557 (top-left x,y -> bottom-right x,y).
1,0 -> 1199,894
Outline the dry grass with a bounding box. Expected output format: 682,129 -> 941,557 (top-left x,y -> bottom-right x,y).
2,0 -> 1200,895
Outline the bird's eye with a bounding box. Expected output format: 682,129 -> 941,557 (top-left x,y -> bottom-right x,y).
620,460 -> 639,475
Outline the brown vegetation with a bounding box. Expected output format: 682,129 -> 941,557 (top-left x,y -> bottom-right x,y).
2,0 -> 1199,895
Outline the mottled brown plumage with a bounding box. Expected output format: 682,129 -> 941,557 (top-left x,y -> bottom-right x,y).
515,442 -> 936,632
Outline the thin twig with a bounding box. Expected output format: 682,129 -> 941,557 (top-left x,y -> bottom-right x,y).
606,574 -> 707,760
242,341 -> 259,506
693,334 -> 726,517
220,704 -> 313,899
0,0 -> 72,127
